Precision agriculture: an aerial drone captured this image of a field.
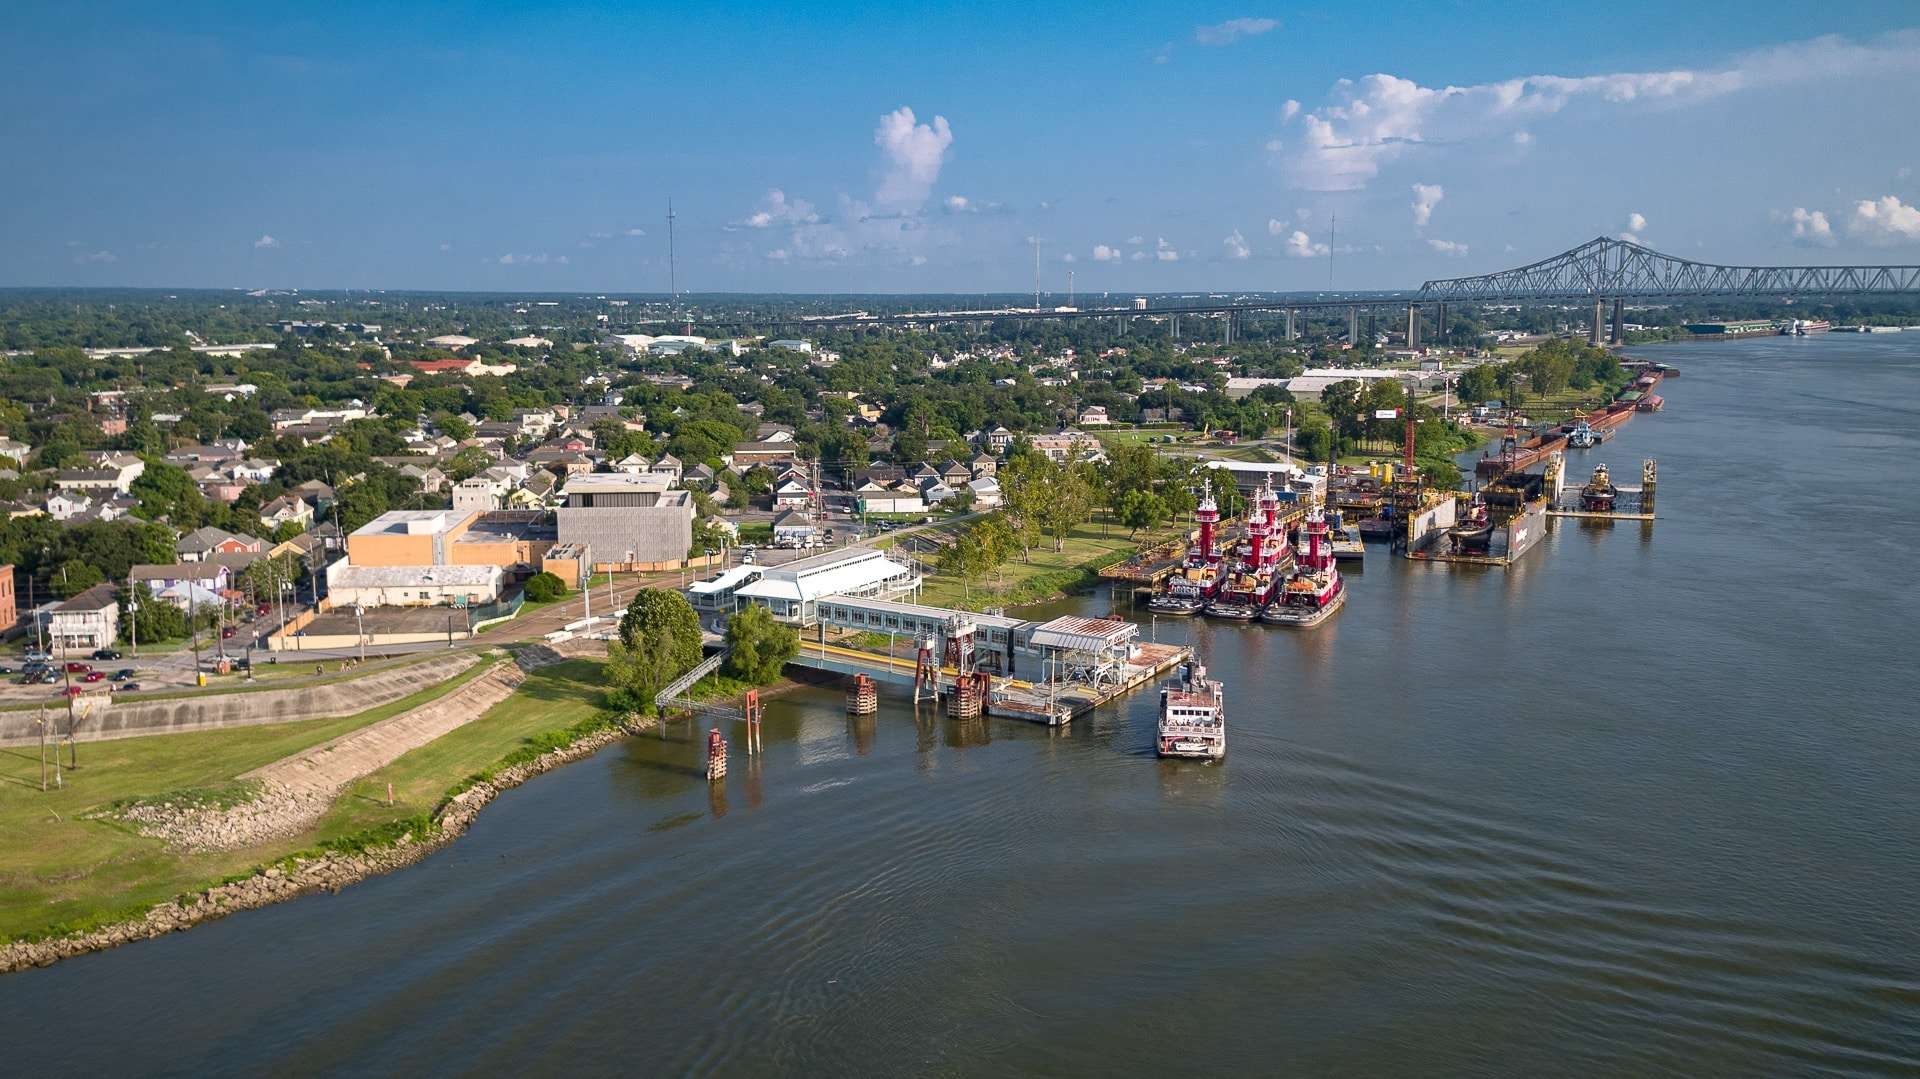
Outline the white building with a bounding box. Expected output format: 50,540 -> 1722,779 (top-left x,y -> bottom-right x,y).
689,547 -> 919,626
43,583 -> 119,652
325,563 -> 502,608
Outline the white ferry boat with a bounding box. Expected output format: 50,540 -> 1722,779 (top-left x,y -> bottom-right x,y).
1158,661 -> 1226,760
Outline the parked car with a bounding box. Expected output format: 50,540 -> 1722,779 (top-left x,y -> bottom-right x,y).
91,648 -> 122,661
0,665 -> 11,675
64,662 -> 91,673
112,668 -> 136,681
114,682 -> 141,693
220,627 -> 236,639
256,604 -> 271,616
24,648 -> 50,663
81,671 -> 105,683
62,686 -> 82,698
35,671 -> 58,685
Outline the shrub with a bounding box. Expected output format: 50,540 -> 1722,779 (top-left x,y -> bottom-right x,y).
522,571 -> 566,602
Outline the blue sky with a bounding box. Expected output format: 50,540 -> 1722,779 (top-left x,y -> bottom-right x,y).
5,1 -> 1919,293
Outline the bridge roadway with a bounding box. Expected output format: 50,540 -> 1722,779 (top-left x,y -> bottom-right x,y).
688,237 -> 1920,345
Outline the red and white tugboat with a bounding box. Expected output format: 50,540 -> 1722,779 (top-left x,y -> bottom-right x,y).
1149,480 -> 1224,616
1263,502 -> 1346,628
1205,479 -> 1292,620
1157,660 -> 1226,760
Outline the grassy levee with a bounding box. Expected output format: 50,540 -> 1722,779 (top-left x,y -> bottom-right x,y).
0,657 -> 620,944
915,521 -> 1160,609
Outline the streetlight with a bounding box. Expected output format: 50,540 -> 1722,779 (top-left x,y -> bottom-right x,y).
353,604 -> 366,663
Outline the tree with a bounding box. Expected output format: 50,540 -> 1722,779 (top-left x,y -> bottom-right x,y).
122,590 -> 188,642
936,532 -> 988,601
721,603 -> 797,685
1456,363 -> 1498,405
1115,489 -> 1169,537
55,560 -> 103,596
522,572 -> 566,602
606,589 -> 704,713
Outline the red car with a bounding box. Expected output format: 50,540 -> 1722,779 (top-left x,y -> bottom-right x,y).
221,627 -> 236,639
64,662 -> 90,673
81,671 -> 105,683
62,686 -> 82,698
256,604 -> 271,616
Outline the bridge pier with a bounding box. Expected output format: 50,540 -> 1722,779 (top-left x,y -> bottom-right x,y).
1285,309 -> 1297,340
1406,304 -> 1419,350
1590,298 -> 1605,346
1348,306 -> 1360,344
1610,298 -> 1624,345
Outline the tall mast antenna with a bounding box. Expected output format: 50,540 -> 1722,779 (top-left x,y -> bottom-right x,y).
1328,210 -> 1336,290
667,197 -> 678,302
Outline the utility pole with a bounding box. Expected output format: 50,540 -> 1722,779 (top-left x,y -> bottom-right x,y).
127,572 -> 138,659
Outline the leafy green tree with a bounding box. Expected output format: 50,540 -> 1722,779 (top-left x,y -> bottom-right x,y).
606,588 -> 704,712
522,572 -> 566,602
55,559 -> 104,596
721,603 -> 798,684
122,590 -> 188,642
1115,489 -> 1169,537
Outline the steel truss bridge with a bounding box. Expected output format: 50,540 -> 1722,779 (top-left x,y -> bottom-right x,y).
714,236 -> 1920,347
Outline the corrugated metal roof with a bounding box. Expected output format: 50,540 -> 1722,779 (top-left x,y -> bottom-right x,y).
1027,615 -> 1137,653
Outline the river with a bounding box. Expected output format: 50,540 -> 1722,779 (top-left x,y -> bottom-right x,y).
4,336 -> 1919,1075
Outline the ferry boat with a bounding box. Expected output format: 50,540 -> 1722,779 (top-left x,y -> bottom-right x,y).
1579,463 -> 1618,512
1204,479 -> 1292,619
1157,661 -> 1225,760
1263,504 -> 1346,628
1451,492 -> 1493,551
1148,481 -> 1224,616
1781,319 -> 1832,336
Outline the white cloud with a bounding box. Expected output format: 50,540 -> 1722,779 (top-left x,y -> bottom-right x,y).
497,253 -> 568,265
1847,195 -> 1920,245
1280,99 -> 1301,122
438,242 -> 452,252
624,227 -> 647,237
1283,229 -> 1328,258
1276,30 -> 1920,191
253,234 -> 280,249
944,195 -> 970,212
910,255 -> 928,266
1775,206 -> 1835,246
1195,17 -> 1278,46
1411,183 -> 1444,227
1127,235 -> 1145,245
1267,217 -> 1287,236
1130,250 -> 1149,261
744,188 -> 819,229
1625,211 -> 1647,232
1155,237 -> 1180,262
71,249 -> 117,264
1513,130 -> 1534,146
1426,239 -> 1470,256
1061,252 -> 1076,263
873,106 -> 953,209
765,248 -> 791,262
1619,233 -> 1641,244
1092,244 -> 1122,262
1223,229 -> 1251,260
1263,138 -> 1285,153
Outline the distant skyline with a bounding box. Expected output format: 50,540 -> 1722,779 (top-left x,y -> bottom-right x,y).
5,2 -> 1920,293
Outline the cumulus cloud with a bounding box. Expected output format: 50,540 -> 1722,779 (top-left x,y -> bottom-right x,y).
624,227 -> 647,237
1127,235 -> 1145,245
765,248 -> 791,262
1626,212 -> 1647,232
1275,30 -> 1920,191
1061,252 -> 1076,263
1195,17 -> 1277,46
1774,206 -> 1835,246
1130,250 -> 1149,262
1411,183 -> 1444,227
71,249 -> 117,264
873,106 -> 953,209
1280,99 -> 1301,122
1155,237 -> 1180,262
743,189 -> 819,229
1223,229 -> 1251,260
1846,195 -> 1920,245
1092,244 -> 1122,262
253,234 -> 280,249
944,195 -> 970,213
1426,239 -> 1470,256
1283,229 -> 1328,258
497,253 -> 568,265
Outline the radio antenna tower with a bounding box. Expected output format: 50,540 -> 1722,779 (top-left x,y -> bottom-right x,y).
1032,236 -> 1041,311
666,197 -> 678,302
1328,210 -> 1337,290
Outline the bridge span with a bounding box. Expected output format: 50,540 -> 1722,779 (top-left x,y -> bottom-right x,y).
693,237 -> 1920,348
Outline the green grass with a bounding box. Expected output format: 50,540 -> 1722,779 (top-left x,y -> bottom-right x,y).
317,660 -> 611,840
917,519 -> 1165,609
0,657 -> 496,942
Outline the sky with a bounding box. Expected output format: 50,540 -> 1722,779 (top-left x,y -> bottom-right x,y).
4,1 -> 1920,294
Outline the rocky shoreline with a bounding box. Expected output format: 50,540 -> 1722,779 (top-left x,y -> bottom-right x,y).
1,715 -> 651,975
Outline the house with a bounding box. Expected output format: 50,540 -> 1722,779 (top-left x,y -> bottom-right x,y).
451,476 -> 507,514
648,453 -> 684,484
773,478 -> 812,509
985,426 -> 1015,454
854,465 -> 906,488
46,492 -> 92,521
857,482 -> 926,516
131,563 -> 233,608
755,423 -> 797,443
178,526 -> 266,563
910,463 -> 942,487
1031,430 -> 1105,465
55,461 -> 142,495
1077,405 -> 1111,426
684,462 -> 718,489
922,481 -> 957,505
229,458 -> 278,484
967,476 -> 1004,508
732,441 -> 799,468
937,459 -> 972,487
293,478 -> 335,507
260,494 -> 314,531
703,515 -> 740,543
771,508 -> 819,548
0,563 -> 14,629
0,438 -> 30,466
425,334 -> 479,350
511,409 -> 557,438
397,463 -> 449,493
43,583 -> 118,652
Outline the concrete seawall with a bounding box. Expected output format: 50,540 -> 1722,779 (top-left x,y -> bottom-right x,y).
0,653 -> 481,747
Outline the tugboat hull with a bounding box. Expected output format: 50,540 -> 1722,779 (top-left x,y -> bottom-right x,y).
1260,586 -> 1346,628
